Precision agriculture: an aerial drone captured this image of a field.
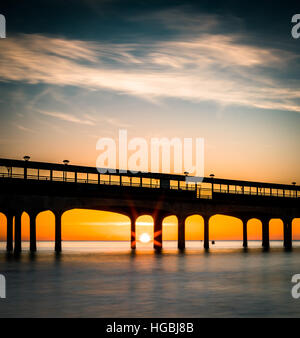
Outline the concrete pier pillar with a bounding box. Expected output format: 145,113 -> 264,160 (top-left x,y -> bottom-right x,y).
130,216 -> 136,250
30,212 -> 37,252
178,215 -> 185,250
242,219 -> 248,248
55,212 -> 62,253
6,213 -> 13,252
14,212 -> 22,253
204,216 -> 210,249
262,218 -> 270,249
154,215 -> 163,251
283,218 -> 292,250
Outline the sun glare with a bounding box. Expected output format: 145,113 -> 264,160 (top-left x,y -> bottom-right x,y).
139,233 -> 151,243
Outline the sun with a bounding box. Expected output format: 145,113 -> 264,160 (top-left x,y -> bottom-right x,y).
139,233 -> 151,243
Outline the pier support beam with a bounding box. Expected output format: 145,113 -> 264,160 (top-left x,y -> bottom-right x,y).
154,215 -> 163,251
29,212 -> 37,252
55,211 -> 62,253
242,218 -> 248,248
14,212 -> 22,253
130,216 -> 136,250
283,218 -> 292,250
204,216 -> 210,249
6,213 -> 13,252
178,215 -> 186,250
262,218 -> 270,249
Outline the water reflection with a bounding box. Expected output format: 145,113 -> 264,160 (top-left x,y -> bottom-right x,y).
0,241 -> 300,317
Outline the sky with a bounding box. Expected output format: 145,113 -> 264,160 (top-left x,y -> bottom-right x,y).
0,0 -> 299,241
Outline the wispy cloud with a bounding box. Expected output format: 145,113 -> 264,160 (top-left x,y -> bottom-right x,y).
15,124 -> 36,133
80,221 -> 174,226
80,222 -> 130,226
0,32 -> 299,112
39,110 -> 96,125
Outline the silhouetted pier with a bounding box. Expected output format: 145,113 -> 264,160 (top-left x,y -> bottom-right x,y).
0,158 -> 299,253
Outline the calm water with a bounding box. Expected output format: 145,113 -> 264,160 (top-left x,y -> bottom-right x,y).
1,240 -> 300,318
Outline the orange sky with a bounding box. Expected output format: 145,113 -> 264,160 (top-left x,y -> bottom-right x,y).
0,210 -> 299,242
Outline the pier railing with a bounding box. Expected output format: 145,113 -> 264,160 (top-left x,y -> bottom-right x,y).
0,158 -> 299,200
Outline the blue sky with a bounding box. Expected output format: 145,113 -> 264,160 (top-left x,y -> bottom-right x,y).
0,0 -> 299,183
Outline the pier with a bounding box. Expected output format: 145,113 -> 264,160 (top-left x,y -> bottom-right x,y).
0,158 -> 299,253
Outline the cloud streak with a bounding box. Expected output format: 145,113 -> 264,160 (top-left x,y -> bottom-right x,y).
39,110 -> 96,125
0,32 -> 299,112
80,221 -> 174,226
15,124 -> 36,133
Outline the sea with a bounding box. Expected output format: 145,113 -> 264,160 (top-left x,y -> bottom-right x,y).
0,240 -> 300,318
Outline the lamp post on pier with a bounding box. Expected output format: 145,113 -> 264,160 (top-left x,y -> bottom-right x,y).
23,155 -> 30,179
210,173 -> 215,195
63,160 -> 69,182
